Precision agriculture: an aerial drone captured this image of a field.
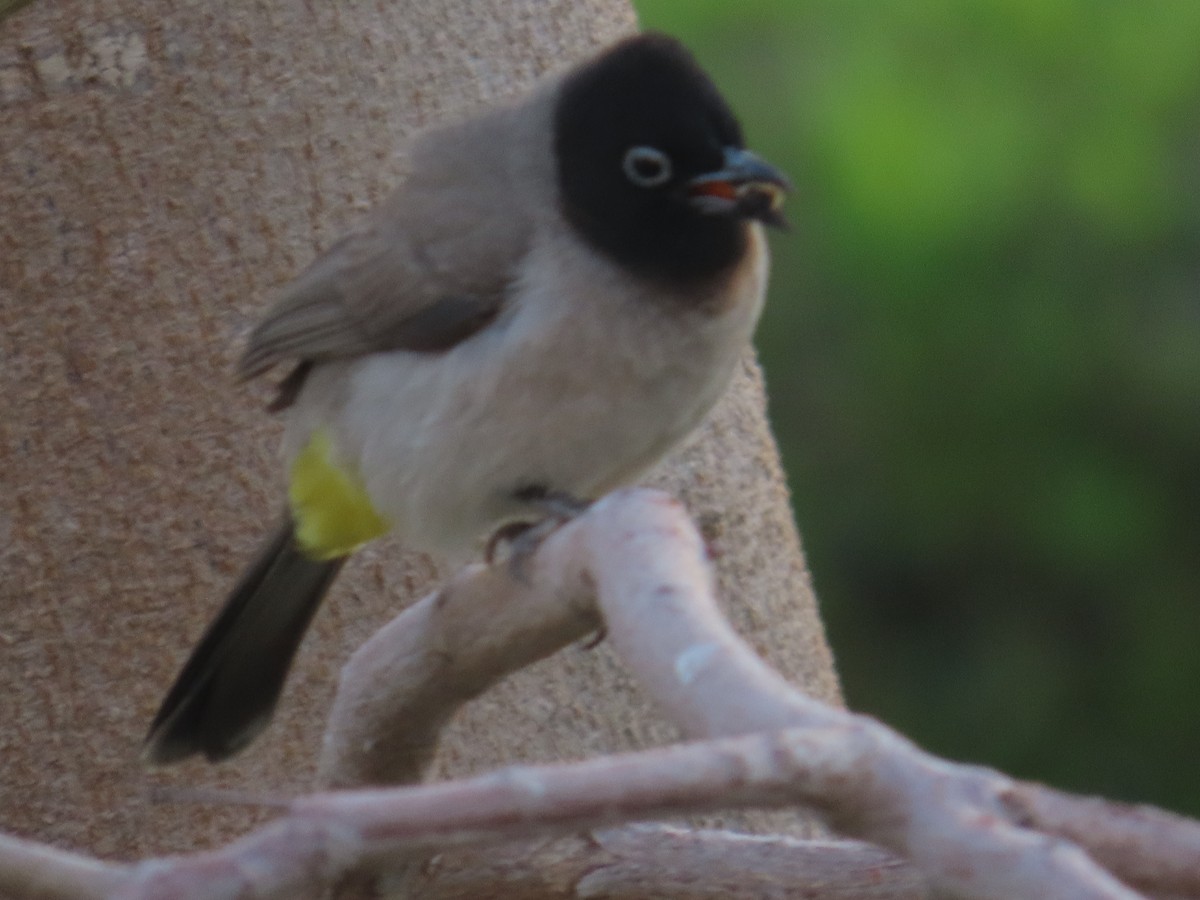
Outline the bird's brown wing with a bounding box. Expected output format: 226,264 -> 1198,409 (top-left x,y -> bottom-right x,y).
238,102 -> 545,381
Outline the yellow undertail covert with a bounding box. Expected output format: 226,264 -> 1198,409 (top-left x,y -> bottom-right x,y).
288,429 -> 390,559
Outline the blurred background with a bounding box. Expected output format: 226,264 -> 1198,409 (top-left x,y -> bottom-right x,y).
635,0 -> 1200,816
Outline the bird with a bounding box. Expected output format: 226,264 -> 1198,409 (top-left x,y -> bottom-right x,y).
144,32 -> 790,765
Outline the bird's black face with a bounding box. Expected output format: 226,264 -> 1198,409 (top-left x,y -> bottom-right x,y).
554,33 -> 789,286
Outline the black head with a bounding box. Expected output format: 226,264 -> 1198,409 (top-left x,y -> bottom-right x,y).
554,33 -> 789,286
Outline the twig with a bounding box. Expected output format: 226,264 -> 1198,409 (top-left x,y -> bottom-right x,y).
1000,784 -> 1200,898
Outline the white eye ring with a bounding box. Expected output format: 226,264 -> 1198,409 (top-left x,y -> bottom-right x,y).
622,146 -> 673,187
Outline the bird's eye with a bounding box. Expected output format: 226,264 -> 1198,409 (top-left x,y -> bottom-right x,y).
622,146 -> 673,188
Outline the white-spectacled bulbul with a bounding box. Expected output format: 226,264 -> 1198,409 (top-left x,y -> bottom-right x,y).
144,32 -> 790,765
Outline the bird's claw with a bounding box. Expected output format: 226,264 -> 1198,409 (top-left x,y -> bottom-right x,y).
485,489 -> 592,582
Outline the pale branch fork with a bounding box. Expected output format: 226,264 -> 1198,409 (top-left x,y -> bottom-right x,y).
2,489 -> 1198,900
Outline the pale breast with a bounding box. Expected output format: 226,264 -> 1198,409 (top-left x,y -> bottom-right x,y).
290,220 -> 768,561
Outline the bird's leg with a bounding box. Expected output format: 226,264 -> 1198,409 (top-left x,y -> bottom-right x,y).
483,487 -> 607,646
484,486 -> 591,580
484,521 -> 536,566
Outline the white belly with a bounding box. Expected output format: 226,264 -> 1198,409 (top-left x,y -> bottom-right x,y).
284,225 -> 768,560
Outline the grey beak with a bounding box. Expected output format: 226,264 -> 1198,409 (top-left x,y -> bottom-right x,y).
687,147 -> 791,229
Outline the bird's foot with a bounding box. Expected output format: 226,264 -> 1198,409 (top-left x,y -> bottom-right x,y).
484,520 -> 535,566
485,487 -> 592,581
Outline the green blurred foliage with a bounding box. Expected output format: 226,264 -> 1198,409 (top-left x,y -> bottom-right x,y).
635,0 -> 1200,814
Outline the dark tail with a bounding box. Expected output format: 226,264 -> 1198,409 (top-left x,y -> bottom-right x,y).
144,518 -> 345,765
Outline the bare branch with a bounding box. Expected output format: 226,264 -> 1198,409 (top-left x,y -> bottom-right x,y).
314,488 -> 1200,899
318,553 -> 600,787
102,731 -> 931,899
0,832 -> 127,900
0,825 -> 923,900
1000,784 -> 1200,898
315,488 -> 837,789
54,723 -> 1189,900
3,489 -> 1198,900
402,826 -> 928,899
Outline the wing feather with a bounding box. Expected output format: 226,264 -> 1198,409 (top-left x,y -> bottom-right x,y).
238,100 -> 545,379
